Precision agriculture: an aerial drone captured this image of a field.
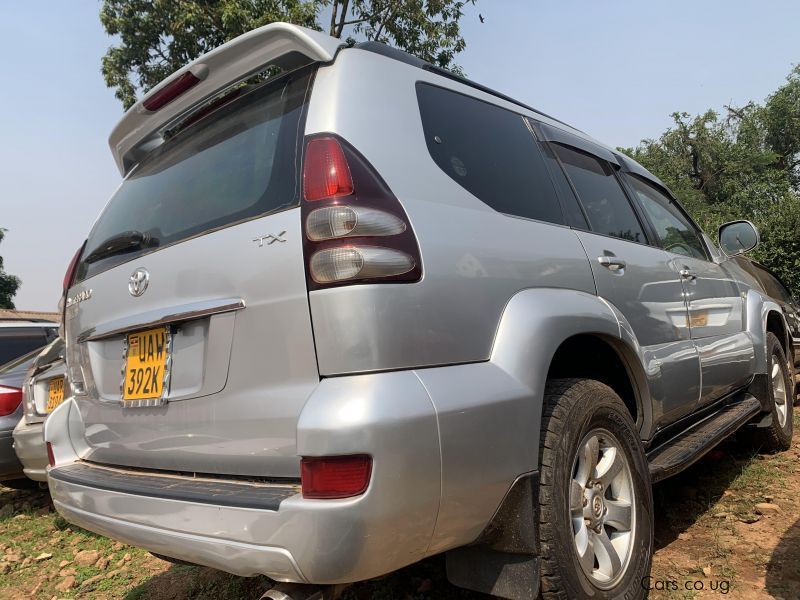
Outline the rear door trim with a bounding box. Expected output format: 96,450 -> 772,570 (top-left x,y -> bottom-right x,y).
78,298 -> 245,342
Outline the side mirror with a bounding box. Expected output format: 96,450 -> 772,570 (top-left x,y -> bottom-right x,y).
718,220 -> 759,256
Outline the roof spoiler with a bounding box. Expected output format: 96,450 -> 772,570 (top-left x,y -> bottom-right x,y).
108,23 -> 344,176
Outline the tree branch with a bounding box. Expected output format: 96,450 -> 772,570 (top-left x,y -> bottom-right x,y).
374,2 -> 401,41
335,0 -> 351,38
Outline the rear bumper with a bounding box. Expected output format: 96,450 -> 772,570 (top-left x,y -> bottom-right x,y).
50,475 -> 309,581
0,429 -> 24,481
47,370 -> 443,583
47,362 -> 539,583
12,420 -> 47,482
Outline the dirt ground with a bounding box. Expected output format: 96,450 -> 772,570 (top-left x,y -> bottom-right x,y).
1,417 -> 799,599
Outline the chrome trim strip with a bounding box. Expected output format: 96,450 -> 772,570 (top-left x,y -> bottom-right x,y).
78,298 -> 245,342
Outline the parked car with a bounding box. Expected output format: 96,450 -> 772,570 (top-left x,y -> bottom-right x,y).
0,349 -> 44,488
0,316 -> 58,365
13,338 -> 67,483
47,24 -> 796,600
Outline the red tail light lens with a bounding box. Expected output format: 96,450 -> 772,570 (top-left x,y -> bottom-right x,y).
303,137 -> 354,201
143,71 -> 202,112
63,242 -> 85,292
301,455 -> 372,499
47,442 -> 55,468
0,386 -> 22,416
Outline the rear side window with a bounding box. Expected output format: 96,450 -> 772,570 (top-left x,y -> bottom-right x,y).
0,328 -> 49,365
416,83 -> 564,225
77,68 -> 313,282
552,144 -> 645,244
625,174 -> 708,260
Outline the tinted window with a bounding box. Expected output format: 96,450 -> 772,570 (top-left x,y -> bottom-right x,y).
77,69 -> 313,282
553,144 -> 645,244
627,175 -> 708,259
0,328 -> 49,365
417,83 -> 564,225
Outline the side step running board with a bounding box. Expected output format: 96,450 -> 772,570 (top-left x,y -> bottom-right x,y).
647,395 -> 761,483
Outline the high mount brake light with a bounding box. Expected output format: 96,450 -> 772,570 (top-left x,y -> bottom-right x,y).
143,71 -> 202,112
301,135 -> 422,289
301,455 -> 372,499
0,386 -> 22,417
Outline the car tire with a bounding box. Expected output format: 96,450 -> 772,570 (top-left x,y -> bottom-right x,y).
538,378 -> 653,600
758,332 -> 793,452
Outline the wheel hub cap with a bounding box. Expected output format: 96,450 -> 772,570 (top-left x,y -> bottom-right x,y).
592,495 -> 604,518
570,429 -> 636,589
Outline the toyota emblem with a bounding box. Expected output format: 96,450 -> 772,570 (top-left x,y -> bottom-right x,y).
128,268 -> 150,297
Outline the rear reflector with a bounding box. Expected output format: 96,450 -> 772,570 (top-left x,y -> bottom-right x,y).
301,455 -> 372,499
0,386 -> 22,416
303,137 -> 354,201
143,71 -> 202,112
47,442 -> 55,468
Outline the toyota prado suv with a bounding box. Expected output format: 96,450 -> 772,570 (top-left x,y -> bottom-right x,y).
48,24 -> 798,600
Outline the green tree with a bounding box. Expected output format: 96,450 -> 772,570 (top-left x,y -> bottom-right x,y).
0,229 -> 21,310
101,0 -> 476,109
620,65 -> 800,296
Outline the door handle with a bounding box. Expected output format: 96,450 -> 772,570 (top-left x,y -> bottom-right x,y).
679,268 -> 697,281
597,256 -> 626,272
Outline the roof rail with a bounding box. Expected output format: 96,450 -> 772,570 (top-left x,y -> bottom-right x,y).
109,23 -> 345,176
354,41 -> 573,129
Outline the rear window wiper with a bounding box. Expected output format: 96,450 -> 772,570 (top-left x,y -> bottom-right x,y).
83,230 -> 159,264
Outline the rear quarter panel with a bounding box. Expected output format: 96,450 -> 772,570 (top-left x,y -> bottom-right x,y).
305,49 -> 596,374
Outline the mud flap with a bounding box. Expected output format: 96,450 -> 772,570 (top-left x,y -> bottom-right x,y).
446,472 -> 540,600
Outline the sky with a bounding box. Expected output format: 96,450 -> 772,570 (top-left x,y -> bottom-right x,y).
1,1 -> 799,311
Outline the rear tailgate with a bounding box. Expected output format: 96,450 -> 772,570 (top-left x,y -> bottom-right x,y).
65,62 -> 320,478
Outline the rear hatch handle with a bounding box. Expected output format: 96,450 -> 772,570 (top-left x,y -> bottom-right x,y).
78,298 -> 245,343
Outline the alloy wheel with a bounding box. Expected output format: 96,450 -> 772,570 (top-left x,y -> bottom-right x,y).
570,428 -> 636,589
772,358 -> 788,428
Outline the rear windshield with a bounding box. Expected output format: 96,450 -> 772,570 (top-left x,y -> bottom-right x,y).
76,67 -> 313,282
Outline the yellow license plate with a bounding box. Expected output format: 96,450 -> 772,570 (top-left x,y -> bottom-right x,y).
123,327 -> 169,402
46,377 -> 65,413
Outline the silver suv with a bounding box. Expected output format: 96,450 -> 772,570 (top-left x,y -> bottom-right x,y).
48,24 -> 796,600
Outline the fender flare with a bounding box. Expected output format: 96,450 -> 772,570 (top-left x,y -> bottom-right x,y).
746,288 -> 787,375
490,288 -> 651,429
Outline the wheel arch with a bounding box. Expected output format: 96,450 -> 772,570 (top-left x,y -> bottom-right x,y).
766,310 -> 790,360
747,288 -> 789,375
490,288 -> 651,434
546,333 -> 644,427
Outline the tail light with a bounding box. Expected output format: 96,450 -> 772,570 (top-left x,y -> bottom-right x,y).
47,442 -> 55,468
303,138 -> 353,201
63,242 -> 85,292
301,455 -> 372,499
0,386 -> 22,416
301,135 -> 422,289
62,241 -> 86,336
